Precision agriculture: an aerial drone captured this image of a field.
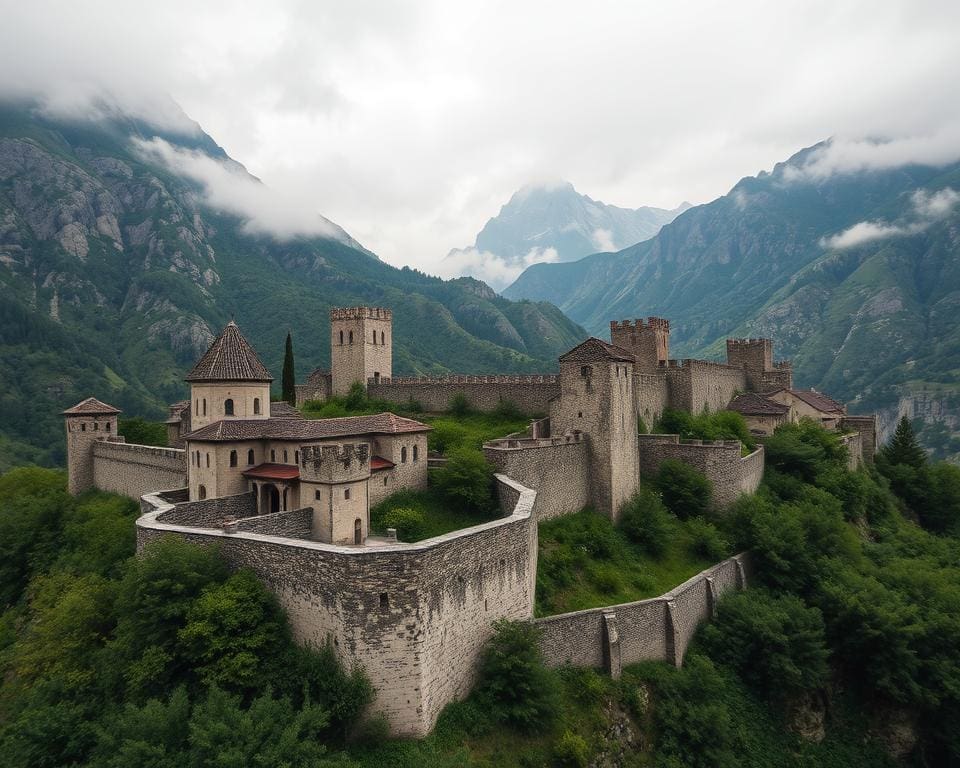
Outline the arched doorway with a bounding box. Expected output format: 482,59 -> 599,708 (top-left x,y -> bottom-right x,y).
354,518 -> 362,545
260,484 -> 280,514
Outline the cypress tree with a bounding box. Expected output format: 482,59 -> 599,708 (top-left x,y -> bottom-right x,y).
282,331 -> 296,405
883,415 -> 927,469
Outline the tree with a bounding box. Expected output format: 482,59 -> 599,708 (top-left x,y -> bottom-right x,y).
619,488 -> 672,556
652,459 -> 712,520
281,331 -> 296,406
882,416 -> 927,470
432,448 -> 495,513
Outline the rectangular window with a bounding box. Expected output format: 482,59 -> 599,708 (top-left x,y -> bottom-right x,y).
344,488 -> 351,500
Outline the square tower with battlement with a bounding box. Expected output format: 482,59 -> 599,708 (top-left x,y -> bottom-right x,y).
610,317 -> 670,375
726,338 -> 793,392
330,307 -> 393,397
300,442 -> 371,544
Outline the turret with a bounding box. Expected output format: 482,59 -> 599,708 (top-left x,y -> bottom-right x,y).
330,307 -> 392,396
63,397 -> 120,495
300,442 -> 371,544
610,317 -> 670,374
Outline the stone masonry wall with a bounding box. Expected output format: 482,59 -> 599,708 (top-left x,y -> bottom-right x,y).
663,359 -> 746,414
534,554 -> 748,673
368,375 -> 559,415
841,415 -> 877,463
92,441 -> 187,501
636,372 -> 670,429
152,491 -> 257,526
235,507 -> 314,537
637,435 -> 764,508
838,432 -> 864,470
483,434 -> 590,520
136,474 -> 536,737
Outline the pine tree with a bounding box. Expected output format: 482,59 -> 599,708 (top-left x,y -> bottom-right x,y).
281,332 -> 296,406
883,415 -> 927,469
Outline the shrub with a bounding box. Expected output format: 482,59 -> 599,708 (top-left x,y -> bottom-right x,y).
653,460 -> 712,520
428,420 -> 470,454
554,730 -> 589,767
344,382 -> 367,410
685,518 -> 729,561
432,448 -> 494,512
476,620 -> 558,731
699,590 -> 829,699
449,392 -> 472,416
118,418 -> 167,447
619,488 -> 672,556
378,507 -> 426,541
493,398 -> 524,420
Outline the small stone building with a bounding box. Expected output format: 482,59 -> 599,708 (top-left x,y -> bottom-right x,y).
766,388 -> 847,430
726,392 -> 789,435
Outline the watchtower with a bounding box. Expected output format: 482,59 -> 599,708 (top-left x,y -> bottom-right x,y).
726,338 -> 773,392
551,338 -> 639,521
300,442 -> 371,544
185,321 -> 273,430
330,307 -> 392,396
610,317 -> 670,374
63,397 -> 120,495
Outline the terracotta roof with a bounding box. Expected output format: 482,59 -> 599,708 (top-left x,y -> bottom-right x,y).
727,393 -> 789,416
184,412 -> 431,443
370,456 -> 395,471
185,321 -> 273,383
772,388 -> 845,414
241,463 -> 300,481
559,337 -> 636,364
62,397 -> 121,416
269,401 -> 304,419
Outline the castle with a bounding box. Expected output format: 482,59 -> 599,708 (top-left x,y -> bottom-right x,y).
64,307 -> 877,735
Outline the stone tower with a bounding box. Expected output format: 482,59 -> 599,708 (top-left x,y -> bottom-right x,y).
610,317 -> 670,374
551,338 -> 639,521
299,442 -> 371,544
186,321 -> 273,430
725,338 -> 792,392
63,397 -> 121,495
330,307 -> 393,397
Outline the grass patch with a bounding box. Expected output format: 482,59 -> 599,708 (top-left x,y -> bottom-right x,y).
536,508 -> 723,616
369,483 -> 499,542
425,412 -> 529,454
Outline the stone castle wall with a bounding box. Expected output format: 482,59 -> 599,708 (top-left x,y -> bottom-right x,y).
636,372 -> 670,428
534,554 -> 748,673
841,415 -> 877,463
838,431 -> 865,470
92,440 -> 187,501
136,474 -> 537,737
483,433 -> 590,520
664,359 -> 746,414
637,434 -> 764,508
368,375 -> 559,415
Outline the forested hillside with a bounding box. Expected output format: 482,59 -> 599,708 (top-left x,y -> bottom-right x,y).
0,101 -> 585,470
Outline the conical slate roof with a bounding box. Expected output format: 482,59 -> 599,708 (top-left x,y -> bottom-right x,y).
185,321 -> 273,383
62,396 -> 121,415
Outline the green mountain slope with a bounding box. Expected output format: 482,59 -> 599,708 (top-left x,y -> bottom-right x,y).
505,143 -> 960,449
0,101 -> 585,469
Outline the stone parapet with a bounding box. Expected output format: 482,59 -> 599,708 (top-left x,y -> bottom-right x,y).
92,440 -> 187,501
329,307 -> 392,321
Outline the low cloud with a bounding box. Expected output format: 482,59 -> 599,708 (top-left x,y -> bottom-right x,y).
787,126 -> 960,181
820,186 -> 960,249
133,137 -> 351,242
437,246 -> 561,291
591,228 -> 617,252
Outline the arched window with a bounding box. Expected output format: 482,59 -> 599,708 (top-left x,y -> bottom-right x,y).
195,399 -> 199,415
198,484 -> 207,500
253,397 -> 261,415
206,453 -> 210,468
372,329 -> 377,344
344,488 -> 351,500
195,450 -> 200,466
413,445 -> 419,462
105,422 -> 111,432
271,449 -> 276,462
295,450 -> 300,464
247,449 -> 255,465
339,330 -> 344,345
224,398 -> 234,416
81,423 -> 86,432
229,450 -> 237,467
203,398 -> 207,416
400,446 -> 407,463
381,331 -> 385,345
348,330 -> 354,344
93,422 -> 99,431
354,518 -> 362,545
315,489 -> 322,500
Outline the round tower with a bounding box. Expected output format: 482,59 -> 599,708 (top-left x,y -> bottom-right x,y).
185,321 -> 273,430
63,397 -> 121,495
330,307 -> 393,396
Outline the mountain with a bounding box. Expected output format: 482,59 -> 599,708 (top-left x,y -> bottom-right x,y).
504,142 -> 960,454
443,180 -> 689,290
0,100 -> 585,470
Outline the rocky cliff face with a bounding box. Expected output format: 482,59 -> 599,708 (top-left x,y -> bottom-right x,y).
0,101 -> 585,469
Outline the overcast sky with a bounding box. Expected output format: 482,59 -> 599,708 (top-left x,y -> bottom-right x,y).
2,0 -> 959,275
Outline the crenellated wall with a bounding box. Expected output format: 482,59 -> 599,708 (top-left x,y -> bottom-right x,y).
637,434 -> 764,509
662,359 -> 747,415
533,554 -> 749,674
92,440 -> 187,500
368,375 -> 559,415
483,433 -> 590,520
136,474 -> 537,738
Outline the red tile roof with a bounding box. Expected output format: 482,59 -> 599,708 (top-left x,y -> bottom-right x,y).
185,321 -> 273,383
772,388 -> 845,414
370,456 -> 395,471
62,397 -> 121,415
185,412 -> 431,443
241,463 -> 300,481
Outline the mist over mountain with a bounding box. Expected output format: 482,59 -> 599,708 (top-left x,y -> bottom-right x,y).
442,180 -> 689,290
505,141 -> 960,455
0,99 -> 585,469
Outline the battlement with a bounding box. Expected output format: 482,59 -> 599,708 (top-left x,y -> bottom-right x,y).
300,442 -> 371,483
660,358 -> 742,373
726,337 -> 772,348
609,317 -> 670,332
370,374 -> 559,385
329,306 -> 393,321
484,431 -> 586,451
773,360 -> 792,370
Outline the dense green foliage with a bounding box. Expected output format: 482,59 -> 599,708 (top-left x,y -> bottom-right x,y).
651,459 -> 712,520
118,417 -> 168,448
431,448 -> 496,514
0,468 -> 370,768
282,331 -> 297,405
655,408 -> 756,452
